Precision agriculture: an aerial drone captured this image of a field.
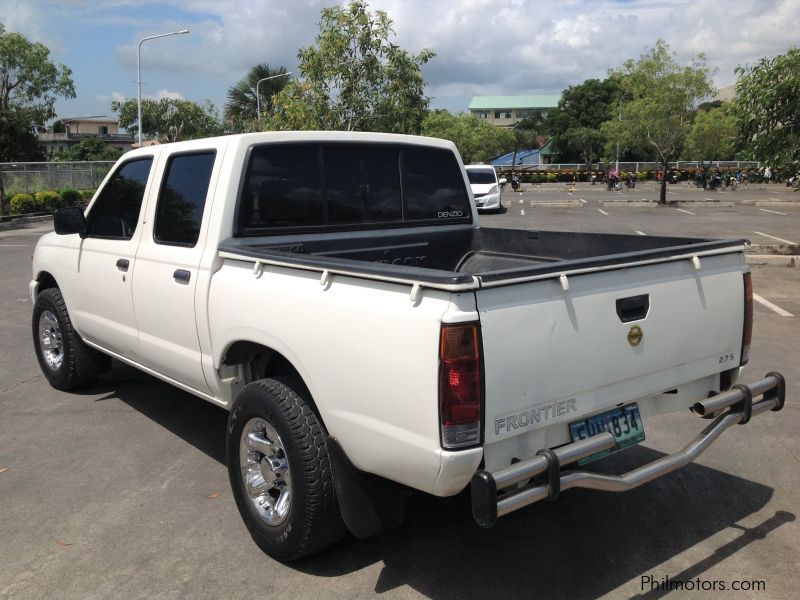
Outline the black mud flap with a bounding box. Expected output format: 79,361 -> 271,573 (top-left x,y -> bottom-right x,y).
326,436 -> 405,539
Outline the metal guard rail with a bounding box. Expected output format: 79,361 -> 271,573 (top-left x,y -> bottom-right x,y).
471,372 -> 786,528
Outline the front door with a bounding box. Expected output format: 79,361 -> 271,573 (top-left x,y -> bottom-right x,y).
68,157 -> 155,359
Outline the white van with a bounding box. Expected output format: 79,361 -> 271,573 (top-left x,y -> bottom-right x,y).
465,164 -> 503,213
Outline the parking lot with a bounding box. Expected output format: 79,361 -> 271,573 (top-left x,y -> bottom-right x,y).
1,186 -> 798,599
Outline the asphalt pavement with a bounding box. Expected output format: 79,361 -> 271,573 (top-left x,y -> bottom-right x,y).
1,196 -> 798,599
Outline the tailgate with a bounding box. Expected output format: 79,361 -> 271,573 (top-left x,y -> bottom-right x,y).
477,253 -> 746,465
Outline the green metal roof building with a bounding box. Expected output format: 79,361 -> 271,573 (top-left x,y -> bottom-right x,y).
468,95 -> 560,127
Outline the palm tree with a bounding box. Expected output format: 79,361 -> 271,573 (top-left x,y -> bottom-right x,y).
225,64 -> 290,132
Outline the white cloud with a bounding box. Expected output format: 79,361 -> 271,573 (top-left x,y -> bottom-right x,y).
112,91 -> 126,103
149,89 -> 185,100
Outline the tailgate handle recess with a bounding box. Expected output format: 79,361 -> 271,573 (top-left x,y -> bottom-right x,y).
616,294 -> 649,322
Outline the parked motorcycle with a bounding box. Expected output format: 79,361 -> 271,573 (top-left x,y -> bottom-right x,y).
694,171 -> 707,189
708,171 -> 723,190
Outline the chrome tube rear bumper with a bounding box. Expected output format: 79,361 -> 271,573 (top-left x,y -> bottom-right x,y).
471,373 -> 786,528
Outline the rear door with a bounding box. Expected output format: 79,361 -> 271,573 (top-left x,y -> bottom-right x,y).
476,254 -> 746,449
130,149 -> 219,393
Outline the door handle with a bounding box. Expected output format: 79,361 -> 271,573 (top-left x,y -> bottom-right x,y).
116,258 -> 130,271
616,294 -> 650,322
173,269 -> 191,284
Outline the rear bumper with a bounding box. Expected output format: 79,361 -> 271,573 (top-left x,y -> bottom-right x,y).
471,372 -> 786,528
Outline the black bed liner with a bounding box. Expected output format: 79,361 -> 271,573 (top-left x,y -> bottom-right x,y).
219,227 -> 745,288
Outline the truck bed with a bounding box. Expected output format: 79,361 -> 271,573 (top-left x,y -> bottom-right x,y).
218,227 -> 745,288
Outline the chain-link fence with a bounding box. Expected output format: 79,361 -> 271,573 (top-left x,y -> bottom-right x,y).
1,161 -> 115,195
497,160 -> 761,173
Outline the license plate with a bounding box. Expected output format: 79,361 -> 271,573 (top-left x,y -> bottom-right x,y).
569,404 -> 645,465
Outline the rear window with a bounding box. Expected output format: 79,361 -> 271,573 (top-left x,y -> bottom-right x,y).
237,142 -> 470,234
466,168 -> 497,185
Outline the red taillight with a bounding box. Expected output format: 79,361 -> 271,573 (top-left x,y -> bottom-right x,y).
741,272 -> 753,365
439,323 -> 482,449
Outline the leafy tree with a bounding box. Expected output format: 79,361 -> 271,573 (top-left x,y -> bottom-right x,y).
421,110 -> 514,164
546,78 -> 621,165
602,41 -> 714,205
0,24 -> 75,213
54,135 -> 122,161
112,97 -> 222,142
734,47 -> 800,174
266,0 -> 434,133
507,118 -> 544,176
683,104 -> 738,161
225,64 -> 290,132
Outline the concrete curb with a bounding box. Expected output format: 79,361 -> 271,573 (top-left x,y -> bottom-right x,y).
673,201 -> 735,208
530,200 -> 583,208
746,254 -> 798,267
747,244 -> 798,255
602,201 -> 657,208
740,199 -> 800,205
0,214 -> 53,230
755,201 -> 799,208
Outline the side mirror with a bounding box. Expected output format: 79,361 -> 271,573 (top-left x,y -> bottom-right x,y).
499,178 -> 507,185
54,207 -> 88,238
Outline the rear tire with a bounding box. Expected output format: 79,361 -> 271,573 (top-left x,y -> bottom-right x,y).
227,377 -> 345,561
32,288 -> 107,390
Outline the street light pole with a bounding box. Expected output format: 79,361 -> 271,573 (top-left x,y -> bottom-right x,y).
137,29 -> 190,146
256,72 -> 292,120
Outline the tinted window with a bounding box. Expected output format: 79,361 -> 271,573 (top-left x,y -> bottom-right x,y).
154,152 -> 216,246
404,147 -> 470,220
237,143 -> 470,233
240,145 -> 324,228
466,169 -> 496,184
86,158 -> 152,239
324,145 -> 401,224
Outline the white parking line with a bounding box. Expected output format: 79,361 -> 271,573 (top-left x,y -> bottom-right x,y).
704,197 -> 715,201
676,208 -> 695,215
753,294 -> 794,317
753,231 -> 797,246
768,198 -> 785,202
598,209 -> 609,216
580,198 -> 587,203
635,230 -> 647,236
759,208 -> 787,215
667,191 -> 677,195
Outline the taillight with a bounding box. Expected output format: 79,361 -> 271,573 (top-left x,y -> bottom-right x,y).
439,322 -> 483,449
741,272 -> 753,365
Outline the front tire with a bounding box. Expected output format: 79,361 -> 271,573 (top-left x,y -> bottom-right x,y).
227,377 -> 345,561
32,288 -> 106,390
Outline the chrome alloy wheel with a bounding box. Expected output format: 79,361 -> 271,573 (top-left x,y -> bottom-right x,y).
38,310 -> 64,371
240,417 -> 292,526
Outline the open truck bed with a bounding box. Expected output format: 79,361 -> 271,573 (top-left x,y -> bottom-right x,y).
219,226 -> 746,289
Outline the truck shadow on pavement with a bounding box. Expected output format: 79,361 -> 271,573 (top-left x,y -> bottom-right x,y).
86,364 -> 793,600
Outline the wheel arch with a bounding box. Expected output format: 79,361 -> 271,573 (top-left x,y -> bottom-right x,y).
34,271 -> 59,295
220,340 -> 328,432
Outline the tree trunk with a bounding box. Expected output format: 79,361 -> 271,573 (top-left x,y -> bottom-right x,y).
0,170 -> 6,216
659,157 -> 669,206
511,148 -> 518,180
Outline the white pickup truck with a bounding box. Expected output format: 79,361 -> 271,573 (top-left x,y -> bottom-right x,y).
31,132 -> 785,560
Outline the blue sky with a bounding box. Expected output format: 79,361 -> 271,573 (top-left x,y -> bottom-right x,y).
1,0 -> 797,127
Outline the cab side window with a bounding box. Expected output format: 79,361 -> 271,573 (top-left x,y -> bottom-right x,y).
86,158 -> 153,239
154,151 -> 216,247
